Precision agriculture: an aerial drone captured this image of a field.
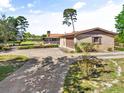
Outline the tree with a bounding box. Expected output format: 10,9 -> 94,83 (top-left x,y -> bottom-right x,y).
16,16 -> 29,40
23,32 -> 32,40
0,14 -> 29,43
6,16 -> 18,40
63,8 -> 77,32
115,5 -> 124,43
0,15 -> 16,43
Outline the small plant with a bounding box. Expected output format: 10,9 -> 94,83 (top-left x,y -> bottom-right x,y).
107,48 -> 113,52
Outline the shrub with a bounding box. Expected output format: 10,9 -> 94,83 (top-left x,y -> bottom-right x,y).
44,44 -> 59,48
79,43 -> 96,52
0,45 -> 4,50
18,44 -> 59,49
107,48 -> 113,52
115,47 -> 124,51
0,45 -> 11,51
75,43 -> 82,53
2,46 -> 11,51
18,45 -> 34,49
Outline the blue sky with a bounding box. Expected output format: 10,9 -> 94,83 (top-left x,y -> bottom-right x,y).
0,0 -> 123,35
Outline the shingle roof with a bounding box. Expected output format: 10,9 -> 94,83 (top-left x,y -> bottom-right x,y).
61,27 -> 117,37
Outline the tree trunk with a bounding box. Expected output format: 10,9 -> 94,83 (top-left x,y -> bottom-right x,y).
71,16 -> 75,32
71,16 -> 76,44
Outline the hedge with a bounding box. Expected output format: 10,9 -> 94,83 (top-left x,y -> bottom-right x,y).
18,44 -> 59,49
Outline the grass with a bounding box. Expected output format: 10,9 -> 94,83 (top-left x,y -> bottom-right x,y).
20,41 -> 43,46
63,58 -> 124,93
20,41 -> 35,45
102,83 -> 124,93
0,55 -> 28,81
101,58 -> 124,93
115,47 -> 124,51
0,65 -> 15,81
0,55 -> 28,62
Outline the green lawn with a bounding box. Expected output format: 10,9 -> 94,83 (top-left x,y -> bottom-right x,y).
63,58 -> 124,93
0,55 -> 28,62
0,55 -> 28,81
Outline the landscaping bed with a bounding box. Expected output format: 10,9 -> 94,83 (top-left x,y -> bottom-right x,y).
0,55 -> 28,81
63,56 -> 124,93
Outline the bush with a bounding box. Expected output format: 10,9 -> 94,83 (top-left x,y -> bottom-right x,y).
2,47 -> 11,51
18,44 -> 59,49
0,45 -> 11,51
75,43 -> 82,53
107,48 -> 113,52
78,43 -> 96,52
44,44 -> 59,48
115,47 -> 124,51
0,45 -> 4,50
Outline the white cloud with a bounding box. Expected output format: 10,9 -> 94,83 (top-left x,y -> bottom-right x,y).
0,0 -> 16,12
27,3 -> 34,8
75,2 -> 122,32
26,12 -> 64,35
0,8 -> 3,11
29,9 -> 42,14
73,1 -> 86,10
26,1 -> 123,35
9,7 -> 16,11
107,0 -> 113,4
0,0 -> 11,8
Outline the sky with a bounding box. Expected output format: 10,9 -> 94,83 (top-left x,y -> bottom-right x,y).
0,0 -> 123,35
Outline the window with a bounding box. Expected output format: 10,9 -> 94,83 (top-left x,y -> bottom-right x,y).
92,37 -> 101,44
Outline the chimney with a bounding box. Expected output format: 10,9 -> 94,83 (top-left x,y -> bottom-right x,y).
47,31 -> 51,37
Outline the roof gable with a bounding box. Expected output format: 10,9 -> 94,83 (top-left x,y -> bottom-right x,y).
62,27 -> 117,37
76,27 -> 117,36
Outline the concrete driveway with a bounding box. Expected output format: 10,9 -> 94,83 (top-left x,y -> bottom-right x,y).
1,48 -> 124,93
0,48 -> 73,93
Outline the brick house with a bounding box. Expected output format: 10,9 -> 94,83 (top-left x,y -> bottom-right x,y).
60,27 -> 117,51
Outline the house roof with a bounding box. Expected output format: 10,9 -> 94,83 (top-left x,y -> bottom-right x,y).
61,27 -> 117,37
48,34 -> 64,38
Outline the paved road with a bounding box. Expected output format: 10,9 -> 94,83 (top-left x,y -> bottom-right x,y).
0,48 -> 74,93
